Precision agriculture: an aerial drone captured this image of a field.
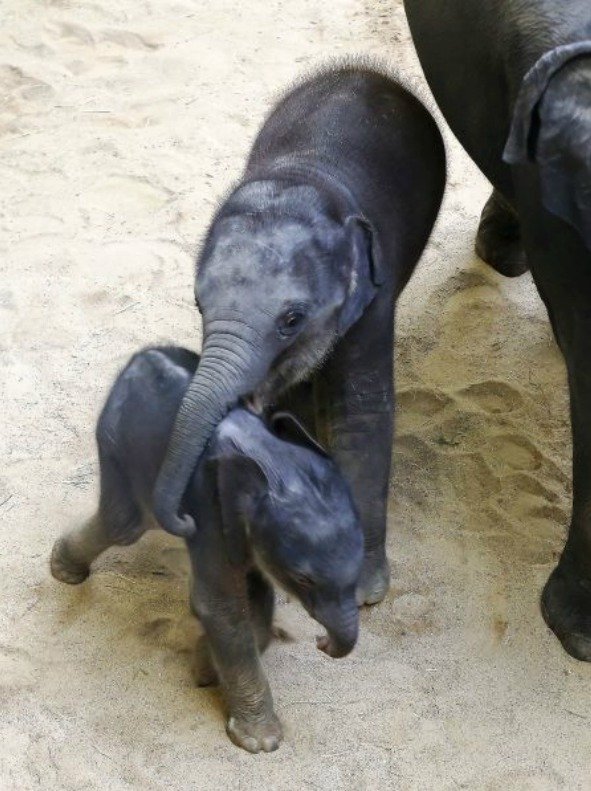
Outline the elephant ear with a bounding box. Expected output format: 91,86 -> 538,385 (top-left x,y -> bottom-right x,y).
503,41 -> 591,250
214,457 -> 251,567
337,215 -> 384,335
270,411 -> 329,458
212,413 -> 277,566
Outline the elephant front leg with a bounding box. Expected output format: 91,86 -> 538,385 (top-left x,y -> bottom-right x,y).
191,569 -> 275,687
317,332 -> 394,605
541,357 -> 591,661
512,175 -> 591,660
329,397 -> 392,606
190,562 -> 282,752
202,609 -> 281,752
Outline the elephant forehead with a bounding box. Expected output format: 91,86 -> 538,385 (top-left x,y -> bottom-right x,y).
215,220 -> 318,265
280,480 -> 355,532
199,229 -> 335,304
279,519 -> 362,580
199,264 -> 315,308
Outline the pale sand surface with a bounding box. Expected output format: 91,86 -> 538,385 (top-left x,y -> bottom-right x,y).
2,1 -> 591,788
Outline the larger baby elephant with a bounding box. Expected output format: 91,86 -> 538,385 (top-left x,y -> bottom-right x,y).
403,1 -> 591,658
153,63 -> 446,607
51,347 -> 363,753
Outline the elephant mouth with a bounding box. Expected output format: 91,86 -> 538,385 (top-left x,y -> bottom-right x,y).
258,325 -> 338,403
245,392 -> 266,416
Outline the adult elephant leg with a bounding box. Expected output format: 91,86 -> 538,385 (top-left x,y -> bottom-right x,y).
518,194 -> 591,660
541,314 -> 591,661
475,189 -> 529,277
317,294 -> 395,606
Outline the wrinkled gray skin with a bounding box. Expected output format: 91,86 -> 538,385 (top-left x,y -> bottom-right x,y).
152,64 -> 446,606
403,0 -> 591,659
50,347 -> 363,753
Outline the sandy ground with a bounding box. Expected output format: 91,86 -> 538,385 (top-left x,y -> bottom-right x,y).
2,0 -> 591,788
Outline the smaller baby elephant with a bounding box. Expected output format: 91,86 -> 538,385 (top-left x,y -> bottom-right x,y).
51,347 -> 363,753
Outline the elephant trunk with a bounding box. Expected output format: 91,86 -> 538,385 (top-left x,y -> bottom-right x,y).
153,331 -> 265,537
315,601 -> 359,659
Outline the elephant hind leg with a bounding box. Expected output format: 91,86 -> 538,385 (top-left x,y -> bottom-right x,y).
51,452 -> 144,585
475,189 -> 529,277
51,514 -> 105,585
541,555 -> 591,662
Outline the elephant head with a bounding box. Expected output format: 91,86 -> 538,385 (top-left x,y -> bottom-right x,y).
153,170 -> 383,537
503,41 -> 591,251
212,407 -> 364,658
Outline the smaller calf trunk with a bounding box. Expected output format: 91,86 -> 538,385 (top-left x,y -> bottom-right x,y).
315,602 -> 359,658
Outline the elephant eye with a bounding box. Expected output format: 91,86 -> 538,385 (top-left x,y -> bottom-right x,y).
292,572 -> 315,589
278,308 -> 306,338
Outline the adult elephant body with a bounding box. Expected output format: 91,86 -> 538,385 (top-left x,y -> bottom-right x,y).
154,64 -> 446,604
403,0 -> 591,657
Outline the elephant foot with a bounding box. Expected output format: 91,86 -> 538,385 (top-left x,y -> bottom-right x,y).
356,554 -> 390,606
475,191 -> 529,278
226,712 -> 283,753
541,560 -> 591,662
50,538 -> 90,585
192,636 -> 219,687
